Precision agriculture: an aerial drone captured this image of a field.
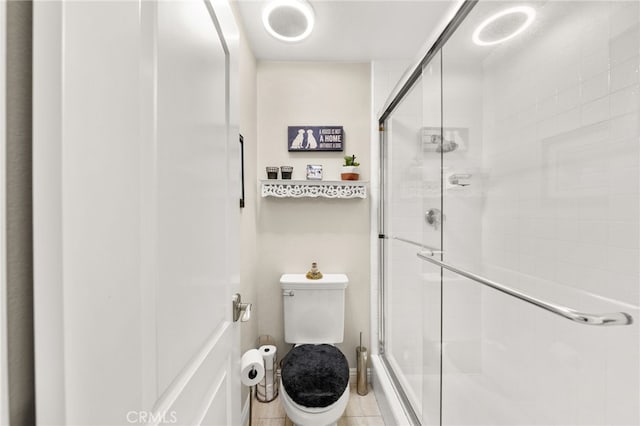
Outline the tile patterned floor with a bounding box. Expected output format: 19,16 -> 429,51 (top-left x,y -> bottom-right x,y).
251,382 -> 385,426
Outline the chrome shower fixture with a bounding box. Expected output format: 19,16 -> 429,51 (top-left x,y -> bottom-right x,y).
425,208 -> 443,230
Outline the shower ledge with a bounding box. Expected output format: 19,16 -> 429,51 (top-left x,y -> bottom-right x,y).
260,179 -> 367,199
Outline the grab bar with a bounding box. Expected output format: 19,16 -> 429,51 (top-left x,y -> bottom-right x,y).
417,251 -> 633,326
389,236 -> 443,256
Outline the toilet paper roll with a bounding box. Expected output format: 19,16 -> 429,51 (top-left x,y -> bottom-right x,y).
259,345 -> 277,370
241,349 -> 265,386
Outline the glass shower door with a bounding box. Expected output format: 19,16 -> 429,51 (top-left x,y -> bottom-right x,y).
439,1 -> 640,425
381,1 -> 639,425
382,54 -> 443,425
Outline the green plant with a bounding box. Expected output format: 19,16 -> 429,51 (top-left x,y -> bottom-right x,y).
343,154 -> 360,167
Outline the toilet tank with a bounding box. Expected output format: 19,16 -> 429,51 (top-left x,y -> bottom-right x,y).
280,274 -> 348,344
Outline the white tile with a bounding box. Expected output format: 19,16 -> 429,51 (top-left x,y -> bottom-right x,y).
610,84 -> 639,117
555,219 -> 581,242
537,94 -> 559,121
555,260 -> 578,288
610,55 -> 640,92
534,255 -> 557,282
581,71 -> 609,103
558,85 -> 580,112
609,112 -> 639,141
574,242 -> 603,268
579,221 -> 608,246
605,321 -> 640,424
609,194 -> 640,222
582,10 -> 610,56
601,269 -> 640,304
555,107 -> 581,134
608,221 -> 639,249
609,25 -> 639,66
607,247 -> 640,277
538,116 -> 558,139
577,265 -> 611,297
609,0 -> 640,38
609,137 -> 640,169
518,104 -> 537,127
581,96 -> 610,125
608,166 -> 639,195
580,48 -> 610,81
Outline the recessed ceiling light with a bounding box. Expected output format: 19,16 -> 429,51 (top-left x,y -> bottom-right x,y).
262,0 -> 315,43
472,6 -> 536,46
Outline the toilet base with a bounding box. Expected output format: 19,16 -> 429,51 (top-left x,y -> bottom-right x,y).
281,382 -> 349,426
290,421 -> 336,426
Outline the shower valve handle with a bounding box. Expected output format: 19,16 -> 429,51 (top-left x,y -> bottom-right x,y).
425,208 -> 444,229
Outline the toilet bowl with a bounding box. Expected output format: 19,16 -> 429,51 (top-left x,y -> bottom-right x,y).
280,274 -> 350,426
281,380 -> 349,426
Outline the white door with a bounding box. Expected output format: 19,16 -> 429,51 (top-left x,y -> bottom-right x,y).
33,1 -> 241,425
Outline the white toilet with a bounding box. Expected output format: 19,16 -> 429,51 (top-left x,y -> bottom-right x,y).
279,273 -> 350,426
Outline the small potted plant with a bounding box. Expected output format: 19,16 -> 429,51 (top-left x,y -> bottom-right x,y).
341,154 -> 360,181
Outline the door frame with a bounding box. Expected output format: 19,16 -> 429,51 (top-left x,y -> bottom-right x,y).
0,0 -> 9,422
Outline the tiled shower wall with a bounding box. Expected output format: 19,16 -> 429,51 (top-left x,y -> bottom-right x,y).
481,1 -> 639,306
451,2 -> 640,425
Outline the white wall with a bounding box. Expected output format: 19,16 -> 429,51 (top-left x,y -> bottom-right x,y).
255,62 -> 371,366
232,0 -> 258,407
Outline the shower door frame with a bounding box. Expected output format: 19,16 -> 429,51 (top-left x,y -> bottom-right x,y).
376,2 -> 478,424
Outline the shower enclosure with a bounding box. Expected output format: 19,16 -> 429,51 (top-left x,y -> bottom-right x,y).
377,1 -> 639,425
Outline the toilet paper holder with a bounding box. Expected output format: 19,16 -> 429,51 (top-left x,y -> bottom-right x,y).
232,293 -> 252,322
256,345 -> 279,403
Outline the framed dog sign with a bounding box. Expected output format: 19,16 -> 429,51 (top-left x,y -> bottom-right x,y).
288,126 -> 344,152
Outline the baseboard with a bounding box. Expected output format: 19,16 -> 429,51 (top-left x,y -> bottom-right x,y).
349,367 -> 371,383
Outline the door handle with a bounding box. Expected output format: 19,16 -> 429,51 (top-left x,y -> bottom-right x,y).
232,293 -> 252,322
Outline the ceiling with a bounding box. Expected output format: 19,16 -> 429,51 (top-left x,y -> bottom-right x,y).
234,0 -> 462,61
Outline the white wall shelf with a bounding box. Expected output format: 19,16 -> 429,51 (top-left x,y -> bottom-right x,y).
260,180 -> 367,199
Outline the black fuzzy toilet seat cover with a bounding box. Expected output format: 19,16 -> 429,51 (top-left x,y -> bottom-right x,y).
281,344 -> 350,408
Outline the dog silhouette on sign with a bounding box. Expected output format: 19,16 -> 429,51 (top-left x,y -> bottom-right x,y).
306,129 -> 317,149
290,128 -> 305,149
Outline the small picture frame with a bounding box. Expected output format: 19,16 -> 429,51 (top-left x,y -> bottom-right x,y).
306,164 -> 323,180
